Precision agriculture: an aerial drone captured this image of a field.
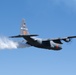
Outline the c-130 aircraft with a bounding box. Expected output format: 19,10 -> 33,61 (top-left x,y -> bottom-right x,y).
10,19 -> 76,51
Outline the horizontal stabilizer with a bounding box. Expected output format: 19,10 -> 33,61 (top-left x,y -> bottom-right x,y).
9,34 -> 38,38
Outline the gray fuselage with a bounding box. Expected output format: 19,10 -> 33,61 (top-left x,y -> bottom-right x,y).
23,36 -> 62,50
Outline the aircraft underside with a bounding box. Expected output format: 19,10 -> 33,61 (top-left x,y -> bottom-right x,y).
26,37 -> 62,50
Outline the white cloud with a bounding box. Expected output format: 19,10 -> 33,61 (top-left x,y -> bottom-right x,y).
52,0 -> 76,8
50,0 -> 76,12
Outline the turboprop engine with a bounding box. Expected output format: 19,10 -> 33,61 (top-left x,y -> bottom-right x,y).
63,38 -> 71,42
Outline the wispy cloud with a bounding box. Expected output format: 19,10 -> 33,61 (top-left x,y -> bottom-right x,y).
0,37 -> 18,49
50,0 -> 76,12
0,36 -> 31,50
55,0 -> 76,6
52,0 -> 76,8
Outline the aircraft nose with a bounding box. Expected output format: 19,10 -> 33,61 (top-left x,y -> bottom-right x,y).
56,45 -> 62,50
59,47 -> 62,50
58,45 -> 62,50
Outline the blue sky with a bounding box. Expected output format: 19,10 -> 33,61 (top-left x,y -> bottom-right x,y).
0,0 -> 76,75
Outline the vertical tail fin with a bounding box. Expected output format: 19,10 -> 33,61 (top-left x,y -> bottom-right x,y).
20,19 -> 29,35
9,19 -> 38,38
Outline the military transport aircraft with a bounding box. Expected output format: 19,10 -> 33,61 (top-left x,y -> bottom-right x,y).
10,19 -> 76,51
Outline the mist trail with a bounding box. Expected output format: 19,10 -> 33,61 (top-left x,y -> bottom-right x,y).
0,37 -> 18,49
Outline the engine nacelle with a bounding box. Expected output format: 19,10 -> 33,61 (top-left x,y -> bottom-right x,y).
63,38 -> 71,42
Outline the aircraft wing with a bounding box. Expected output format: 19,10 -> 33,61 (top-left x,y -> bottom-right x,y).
48,36 -> 76,44
50,36 -> 76,40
